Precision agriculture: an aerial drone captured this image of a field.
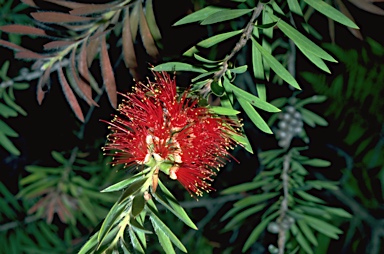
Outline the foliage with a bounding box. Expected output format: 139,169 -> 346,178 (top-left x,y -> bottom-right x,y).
0,0 -> 383,254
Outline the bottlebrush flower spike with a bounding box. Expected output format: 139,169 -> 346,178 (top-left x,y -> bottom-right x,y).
103,72 -> 241,197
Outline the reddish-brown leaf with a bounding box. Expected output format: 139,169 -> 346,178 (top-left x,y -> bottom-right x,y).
0,25 -> 47,36
0,39 -> 27,52
15,51 -> 51,60
43,40 -> 74,50
69,47 -> 97,106
37,66 -> 52,104
100,35 -> 117,108
122,9 -> 137,68
46,194 -> 55,223
122,9 -> 139,79
57,66 -> 85,122
349,0 -> 384,15
20,0 -> 38,7
139,3 -> 159,59
31,12 -> 95,23
130,2 -> 140,41
86,36 -> 100,67
44,0 -> 91,10
70,2 -> 121,15
28,195 -> 48,214
78,40 -> 90,82
335,0 -> 363,40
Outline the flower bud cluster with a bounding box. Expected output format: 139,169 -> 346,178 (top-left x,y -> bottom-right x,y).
275,105 -> 303,148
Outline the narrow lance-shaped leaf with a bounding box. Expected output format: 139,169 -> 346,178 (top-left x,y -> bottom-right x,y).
0,25 -> 47,36
43,40 -> 74,50
157,180 -> 197,230
139,2 -> 159,59
145,0 -> 162,41
173,6 -> 226,26
122,8 -> 139,79
224,81 -> 280,112
97,200 -> 127,247
130,2 -> 140,41
70,2 -> 119,15
78,40 -> 91,83
57,66 -> 85,122
153,62 -> 207,73
100,35 -> 117,108
238,97 -> 272,134
128,227 -> 146,254
197,30 -> 243,48
70,47 -> 97,106
252,38 -> 301,90
269,13 -> 337,63
0,132 -> 20,156
304,0 -> 359,28
31,12 -> 96,23
243,211 -> 279,252
147,201 -> 187,253
291,223 -> 314,254
201,9 -> 254,25
252,29 -> 266,101
86,35 -> 100,67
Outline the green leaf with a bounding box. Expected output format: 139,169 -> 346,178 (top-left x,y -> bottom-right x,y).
221,180 -> 269,195
0,131 -> 20,155
193,54 -> 222,64
252,38 -> 301,90
287,0 -> 305,16
234,192 -> 279,208
197,30 -> 243,48
147,201 -> 187,253
118,177 -> 149,204
201,9 -> 253,25
0,120 -> 18,137
128,227 -> 145,254
224,81 -> 280,112
242,211 -> 279,252
223,203 -> 266,231
237,97 -> 272,134
97,200 -> 127,247
13,83 -> 29,90
78,232 -> 98,254
152,62 -> 207,73
291,223 -> 314,254
302,215 -> 343,239
301,159 -> 331,167
0,102 -> 18,118
132,194 -> 146,217
209,106 -> 240,115
2,91 -> 27,116
300,108 -> 328,127
269,14 -> 336,63
24,165 -> 62,174
322,207 -> 352,218
304,0 -> 359,28
157,180 -> 197,230
297,219 -> 318,246
130,217 -> 153,234
101,172 -> 146,192
295,95 -> 327,108
51,151 -> 66,164
173,6 -> 225,26
230,65 -> 248,74
296,190 -> 325,204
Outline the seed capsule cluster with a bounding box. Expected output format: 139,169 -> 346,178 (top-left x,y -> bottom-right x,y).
275,105 -> 303,148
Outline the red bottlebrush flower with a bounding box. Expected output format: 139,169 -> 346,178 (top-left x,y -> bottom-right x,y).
103,72 -> 241,197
